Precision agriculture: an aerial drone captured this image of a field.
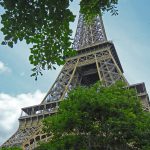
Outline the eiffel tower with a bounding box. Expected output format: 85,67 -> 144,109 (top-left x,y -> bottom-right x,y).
1,13 -> 150,149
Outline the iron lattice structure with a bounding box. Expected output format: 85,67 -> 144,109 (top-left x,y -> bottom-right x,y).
1,14 -> 150,150
72,14 -> 107,50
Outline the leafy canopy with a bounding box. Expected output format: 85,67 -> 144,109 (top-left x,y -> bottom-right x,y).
35,82 -> 150,150
0,0 -> 119,79
0,147 -> 22,150
80,0 -> 118,22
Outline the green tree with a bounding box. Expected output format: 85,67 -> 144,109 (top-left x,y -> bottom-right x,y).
80,0 -> 118,22
0,0 -> 119,78
0,147 -> 22,150
35,82 -> 150,150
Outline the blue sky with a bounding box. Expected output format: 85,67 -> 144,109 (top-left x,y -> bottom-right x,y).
0,0 -> 150,145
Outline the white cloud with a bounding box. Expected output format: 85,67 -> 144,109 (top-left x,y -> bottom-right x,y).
0,90 -> 45,146
0,61 -> 11,73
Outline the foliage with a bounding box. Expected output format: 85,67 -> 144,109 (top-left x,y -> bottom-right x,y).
0,0 -> 119,78
0,0 -> 75,79
0,147 -> 22,150
35,82 -> 150,150
80,0 -> 119,22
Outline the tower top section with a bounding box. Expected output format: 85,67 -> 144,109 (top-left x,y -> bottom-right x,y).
73,14 -> 107,50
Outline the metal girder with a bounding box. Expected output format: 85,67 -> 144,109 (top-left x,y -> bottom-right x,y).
73,14 -> 107,50
41,45 -> 126,104
2,126 -> 40,148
